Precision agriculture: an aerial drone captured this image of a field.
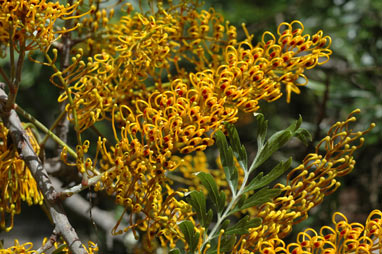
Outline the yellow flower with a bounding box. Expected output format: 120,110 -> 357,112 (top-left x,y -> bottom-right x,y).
0,123 -> 43,232
0,239 -> 98,254
47,1 -> 332,247
0,239 -> 34,254
244,109 -> 375,251
0,0 -> 85,54
235,210 -> 382,254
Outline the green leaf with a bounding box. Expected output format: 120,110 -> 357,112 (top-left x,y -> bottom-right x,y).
255,113 -> 268,147
226,124 -> 248,171
230,187 -> 281,214
220,219 -> 231,231
236,193 -> 247,208
169,248 -> 182,254
251,130 -> 292,171
250,115 -> 311,172
186,191 -> 209,227
206,209 -> 213,228
196,172 -> 222,213
179,220 -> 200,252
220,234 -> 236,252
215,130 -> 238,192
244,158 -> 292,193
295,128 -> 312,146
225,215 -> 262,235
285,115 -> 302,132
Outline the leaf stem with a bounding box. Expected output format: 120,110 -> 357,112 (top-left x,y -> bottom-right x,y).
201,170 -> 250,251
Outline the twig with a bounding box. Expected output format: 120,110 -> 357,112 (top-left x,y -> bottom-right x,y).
0,88 -> 86,254
5,25 -> 25,112
60,166 -> 116,197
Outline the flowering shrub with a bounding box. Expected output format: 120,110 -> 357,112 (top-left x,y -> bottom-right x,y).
0,0 -> 378,253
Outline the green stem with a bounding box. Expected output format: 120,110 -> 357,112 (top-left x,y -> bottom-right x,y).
15,105 -> 77,159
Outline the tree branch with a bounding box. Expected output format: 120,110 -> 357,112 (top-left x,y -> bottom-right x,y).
0,88 -> 86,254
51,177 -> 127,250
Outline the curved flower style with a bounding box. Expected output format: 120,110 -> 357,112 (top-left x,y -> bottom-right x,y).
1,239 -> 99,254
58,7 -> 332,132
0,239 -> 34,254
243,109 -> 375,251
0,0 -> 377,253
235,209 -> 382,254
0,123 -> 43,232
0,0 -> 84,55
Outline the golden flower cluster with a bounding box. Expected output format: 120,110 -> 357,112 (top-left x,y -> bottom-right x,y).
241,209 -> 382,254
57,3 -> 332,131
0,239 -> 34,254
1,239 -> 99,254
0,122 -> 43,232
0,0 -> 377,253
0,0 -> 84,55
243,109 -> 375,251
44,1 -> 333,246
91,136 -> 195,248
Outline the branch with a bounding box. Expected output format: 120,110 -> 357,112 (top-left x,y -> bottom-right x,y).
60,166 -> 116,198
0,88 -> 86,254
51,177 -> 127,250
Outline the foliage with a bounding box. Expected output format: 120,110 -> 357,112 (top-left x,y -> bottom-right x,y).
0,0 -> 379,253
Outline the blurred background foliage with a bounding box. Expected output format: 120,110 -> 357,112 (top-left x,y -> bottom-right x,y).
1,0 -> 381,252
